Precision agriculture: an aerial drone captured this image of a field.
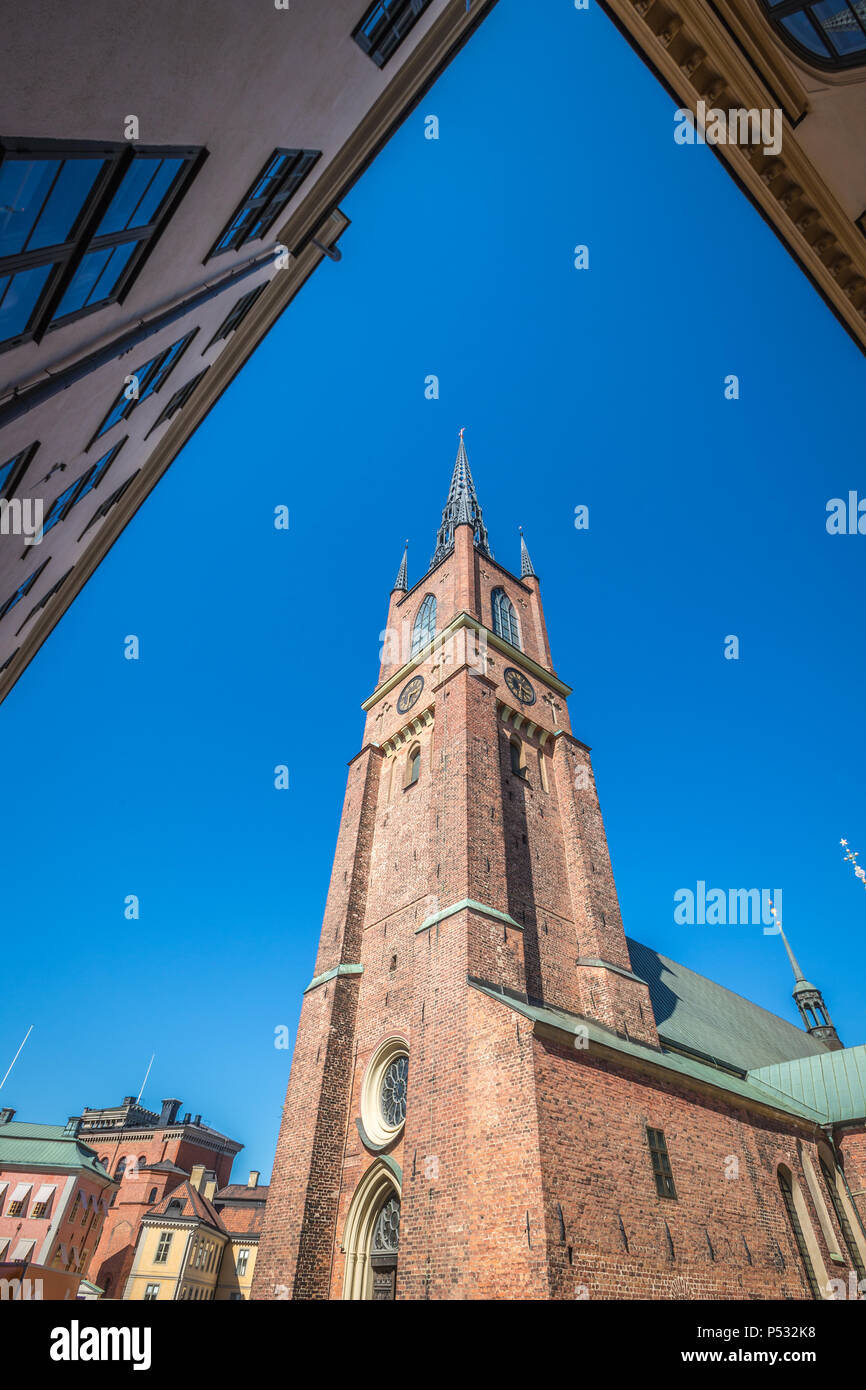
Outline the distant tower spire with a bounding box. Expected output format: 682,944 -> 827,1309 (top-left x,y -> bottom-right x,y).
519,527 -> 536,579
430,429 -> 493,568
772,905 -> 843,1051
393,540 -> 409,593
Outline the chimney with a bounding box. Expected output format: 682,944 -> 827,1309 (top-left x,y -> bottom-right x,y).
0,1108 -> 15,1125
204,1174 -> 218,1202
192,1114 -> 201,1127
247,1171 -> 260,1189
158,1099 -> 182,1127
122,1096 -> 135,1106
189,1165 -> 206,1192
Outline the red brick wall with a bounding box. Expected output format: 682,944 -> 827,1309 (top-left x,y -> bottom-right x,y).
255,529 -> 859,1301
532,1033 -> 854,1299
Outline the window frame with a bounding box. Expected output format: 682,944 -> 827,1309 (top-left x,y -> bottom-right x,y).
647,1126 -> 677,1200
40,439 -> 125,540
154,1231 -> 173,1264
0,137 -> 205,353
411,593 -> 436,657
86,331 -> 198,449
143,367 -> 209,439
0,556 -> 50,623
405,742 -> 421,788
205,148 -> 322,261
0,440 -> 39,500
352,0 -> 434,68
758,0 -> 866,70
77,469 -> 140,542
201,282 -> 267,355
491,587 -> 521,650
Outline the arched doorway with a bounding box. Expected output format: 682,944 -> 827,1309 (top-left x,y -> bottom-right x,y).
341,1161 -> 401,1301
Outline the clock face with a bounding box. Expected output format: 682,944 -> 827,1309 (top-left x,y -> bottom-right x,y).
396,674 -> 424,715
504,667 -> 536,706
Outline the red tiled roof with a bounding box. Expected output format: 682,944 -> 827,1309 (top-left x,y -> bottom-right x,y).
218,1203 -> 266,1235
215,1183 -> 270,1202
144,1179 -> 225,1233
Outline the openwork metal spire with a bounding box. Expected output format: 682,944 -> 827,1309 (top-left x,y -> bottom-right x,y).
771,904 -> 843,1050
519,527 -> 536,578
393,540 -> 408,592
430,430 -> 493,568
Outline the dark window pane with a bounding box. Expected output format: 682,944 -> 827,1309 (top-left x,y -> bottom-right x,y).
0,159 -> 60,256
812,0 -> 866,51
85,239 -> 137,303
53,246 -> 113,316
0,262 -> 53,338
29,159 -> 105,249
96,156 -> 182,235
55,239 -> 137,318
780,10 -> 832,50
250,154 -> 289,199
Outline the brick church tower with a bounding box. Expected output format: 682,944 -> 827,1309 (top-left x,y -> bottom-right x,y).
254,433 -> 658,1300
253,434 -> 866,1302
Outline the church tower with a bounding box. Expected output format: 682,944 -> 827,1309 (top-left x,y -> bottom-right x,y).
253,434 -> 659,1301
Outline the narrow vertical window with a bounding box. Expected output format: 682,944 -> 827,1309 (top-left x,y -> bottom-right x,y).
778,1167 -> 822,1299
820,1155 -> 866,1280
411,594 -> 436,656
491,588 -> 520,649
509,737 -> 524,778
647,1127 -> 677,1199
406,744 -> 421,787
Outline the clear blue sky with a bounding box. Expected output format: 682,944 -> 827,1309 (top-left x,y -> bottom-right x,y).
2,0 -> 864,1179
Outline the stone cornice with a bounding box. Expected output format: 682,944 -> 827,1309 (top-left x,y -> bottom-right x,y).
603,0 -> 866,353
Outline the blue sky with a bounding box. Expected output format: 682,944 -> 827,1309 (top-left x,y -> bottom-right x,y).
2,0 -> 864,1178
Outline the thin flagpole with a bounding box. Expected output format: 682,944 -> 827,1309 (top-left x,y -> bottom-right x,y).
136,1053 -> 155,1105
0,1024 -> 33,1094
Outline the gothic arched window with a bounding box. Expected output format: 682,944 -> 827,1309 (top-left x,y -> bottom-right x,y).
411,594 -> 436,656
115,1157 -> 127,1182
819,1154 -> 866,1279
406,744 -> 421,788
759,0 -> 866,70
492,588 -> 520,649
778,1166 -> 822,1299
509,736 -> 524,778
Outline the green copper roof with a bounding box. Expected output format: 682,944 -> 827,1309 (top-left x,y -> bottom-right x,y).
747,1045 -> 866,1123
626,937 -> 829,1074
0,1121 -> 110,1179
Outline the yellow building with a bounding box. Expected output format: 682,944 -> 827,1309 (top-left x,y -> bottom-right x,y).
123,1166 -> 266,1301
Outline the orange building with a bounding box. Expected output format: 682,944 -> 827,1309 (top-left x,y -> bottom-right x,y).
75,1095 -> 242,1299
